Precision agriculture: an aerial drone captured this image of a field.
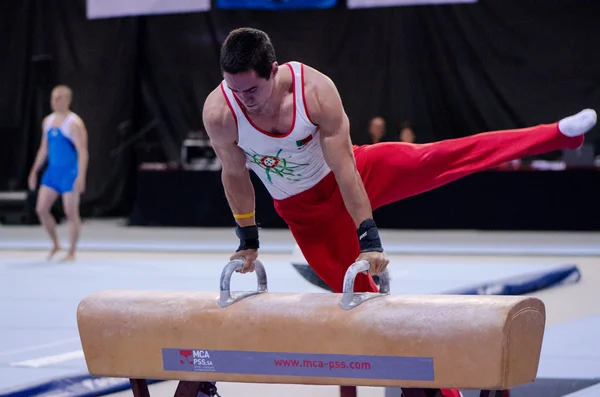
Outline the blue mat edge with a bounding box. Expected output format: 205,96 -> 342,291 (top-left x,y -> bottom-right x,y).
0,265 -> 581,397
0,374 -> 163,397
443,264 -> 581,295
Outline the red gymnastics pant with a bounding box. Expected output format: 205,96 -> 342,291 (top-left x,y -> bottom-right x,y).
273,122 -> 584,294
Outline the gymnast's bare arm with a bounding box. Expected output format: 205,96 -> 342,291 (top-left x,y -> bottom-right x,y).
28,116 -> 50,191
71,116 -> 89,194
303,66 -> 373,228
203,88 -> 258,272
303,66 -> 389,275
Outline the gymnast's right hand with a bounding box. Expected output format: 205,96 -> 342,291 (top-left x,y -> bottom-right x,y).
230,249 -> 258,274
232,224 -> 260,273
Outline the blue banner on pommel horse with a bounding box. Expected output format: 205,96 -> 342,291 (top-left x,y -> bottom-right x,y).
162,349 -> 435,381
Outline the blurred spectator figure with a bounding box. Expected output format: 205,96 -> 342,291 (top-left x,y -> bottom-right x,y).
368,116 -> 387,143
399,121 -> 416,143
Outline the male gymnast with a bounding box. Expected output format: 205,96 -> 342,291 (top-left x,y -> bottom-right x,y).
28,85 -> 89,261
202,27 -> 595,397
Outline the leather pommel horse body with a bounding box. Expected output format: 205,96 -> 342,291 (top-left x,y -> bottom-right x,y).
76,260 -> 546,397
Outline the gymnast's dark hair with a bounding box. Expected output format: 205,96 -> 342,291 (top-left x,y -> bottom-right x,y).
220,28 -> 277,80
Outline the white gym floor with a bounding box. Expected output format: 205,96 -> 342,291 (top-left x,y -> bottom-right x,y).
0,219 -> 599,396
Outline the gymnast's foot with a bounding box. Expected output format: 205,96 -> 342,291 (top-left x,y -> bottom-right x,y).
558,108 -> 597,137
47,245 -> 61,261
60,252 -> 76,262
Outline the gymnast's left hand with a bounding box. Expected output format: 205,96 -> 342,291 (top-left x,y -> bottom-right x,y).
356,251 -> 389,276
230,248 -> 258,274
75,176 -> 86,194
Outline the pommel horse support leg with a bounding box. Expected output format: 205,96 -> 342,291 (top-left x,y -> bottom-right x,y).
76,259 -> 546,397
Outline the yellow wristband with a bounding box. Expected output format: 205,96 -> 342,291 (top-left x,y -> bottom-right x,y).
233,211 -> 255,219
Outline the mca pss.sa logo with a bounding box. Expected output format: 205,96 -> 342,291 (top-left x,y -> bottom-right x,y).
179,349 -> 213,367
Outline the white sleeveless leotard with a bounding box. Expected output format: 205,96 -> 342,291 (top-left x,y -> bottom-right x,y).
220,61 -> 331,200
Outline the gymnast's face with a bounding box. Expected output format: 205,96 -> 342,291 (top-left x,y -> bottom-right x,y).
224,63 -> 278,113
51,86 -> 72,113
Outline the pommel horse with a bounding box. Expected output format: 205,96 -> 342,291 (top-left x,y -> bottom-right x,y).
76,259 -> 546,397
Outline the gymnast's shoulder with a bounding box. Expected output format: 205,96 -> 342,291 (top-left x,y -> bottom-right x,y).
299,63 -> 346,121
202,85 -> 237,140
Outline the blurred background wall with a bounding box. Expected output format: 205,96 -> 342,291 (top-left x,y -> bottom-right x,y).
1,0 -> 599,229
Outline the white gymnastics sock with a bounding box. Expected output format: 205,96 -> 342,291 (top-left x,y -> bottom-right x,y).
558,108 -> 597,137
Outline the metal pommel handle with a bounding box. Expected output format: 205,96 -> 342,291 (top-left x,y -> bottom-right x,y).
218,259 -> 268,307
341,260 -> 390,310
